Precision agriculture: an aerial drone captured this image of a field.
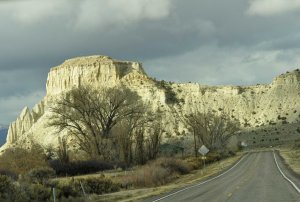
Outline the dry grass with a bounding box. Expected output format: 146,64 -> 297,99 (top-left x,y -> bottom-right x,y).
122,164 -> 170,187
94,153 -> 243,202
115,158 -> 191,188
278,146 -> 300,175
52,169 -> 129,184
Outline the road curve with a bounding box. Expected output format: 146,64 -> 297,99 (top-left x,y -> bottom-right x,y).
145,151 -> 300,202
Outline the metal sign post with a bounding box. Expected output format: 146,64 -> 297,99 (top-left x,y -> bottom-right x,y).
52,187 -> 56,202
202,156 -> 207,169
198,145 -> 209,172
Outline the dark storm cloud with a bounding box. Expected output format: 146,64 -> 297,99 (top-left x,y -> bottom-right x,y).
1,0 -> 300,124
0,0 -> 214,65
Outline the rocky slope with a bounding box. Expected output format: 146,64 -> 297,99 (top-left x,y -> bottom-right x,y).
1,55 -> 300,152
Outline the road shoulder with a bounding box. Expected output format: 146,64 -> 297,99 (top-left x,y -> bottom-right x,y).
278,147 -> 300,175
276,149 -> 300,190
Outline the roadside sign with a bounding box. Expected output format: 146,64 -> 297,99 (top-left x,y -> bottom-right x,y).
241,141 -> 247,147
198,145 -> 209,171
198,145 -> 209,156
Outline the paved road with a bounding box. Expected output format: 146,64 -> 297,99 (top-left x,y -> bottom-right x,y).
145,151 -> 300,202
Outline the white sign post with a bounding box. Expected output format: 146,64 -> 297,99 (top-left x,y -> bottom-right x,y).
52,187 -> 56,202
198,145 -> 209,171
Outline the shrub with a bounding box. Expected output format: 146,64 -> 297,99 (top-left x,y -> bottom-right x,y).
219,150 -> 236,159
199,150 -> 236,165
41,177 -> 120,198
157,158 -> 190,175
121,157 -> 191,188
22,183 -> 52,202
159,143 -> 184,157
128,165 -> 171,187
44,180 -> 81,199
77,177 -> 120,195
0,169 -> 17,180
0,175 -> 16,201
25,167 -> 56,184
0,146 -> 48,175
49,160 -> 114,176
184,157 -> 203,170
206,152 -> 222,163
156,80 -> 181,104
0,175 -> 29,202
58,196 -> 86,202
55,182 -> 81,199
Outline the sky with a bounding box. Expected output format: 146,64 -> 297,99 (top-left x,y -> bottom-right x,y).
0,0 -> 300,124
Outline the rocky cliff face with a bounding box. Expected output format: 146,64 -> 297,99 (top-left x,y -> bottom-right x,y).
46,55 -> 144,95
3,56 -> 146,150
1,56 -> 300,151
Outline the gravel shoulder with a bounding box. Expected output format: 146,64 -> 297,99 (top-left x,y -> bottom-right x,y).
278,147 -> 300,175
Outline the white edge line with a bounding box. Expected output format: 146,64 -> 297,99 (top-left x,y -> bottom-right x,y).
151,154 -> 248,202
273,151 -> 300,194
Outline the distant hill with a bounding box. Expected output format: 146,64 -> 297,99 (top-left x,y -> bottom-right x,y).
0,125 -> 8,146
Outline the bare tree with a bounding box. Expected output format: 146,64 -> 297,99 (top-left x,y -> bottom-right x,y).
57,137 -> 69,164
184,111 -> 207,157
113,110 -> 154,165
113,117 -> 139,165
134,127 -> 146,164
112,110 -> 164,165
184,111 -> 240,156
48,85 -> 144,160
208,113 -> 240,150
146,119 -> 163,160
44,144 -> 55,160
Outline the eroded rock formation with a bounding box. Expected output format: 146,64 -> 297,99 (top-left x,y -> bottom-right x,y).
2,55 -> 300,151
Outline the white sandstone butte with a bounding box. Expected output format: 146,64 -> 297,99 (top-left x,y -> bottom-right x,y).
1,55 -> 300,152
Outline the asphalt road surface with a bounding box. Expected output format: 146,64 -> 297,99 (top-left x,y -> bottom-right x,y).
145,151 -> 300,202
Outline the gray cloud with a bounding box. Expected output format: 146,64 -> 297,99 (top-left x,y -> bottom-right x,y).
0,90 -> 44,124
145,45 -> 299,86
0,0 -> 300,124
247,0 -> 300,16
1,0 -> 172,29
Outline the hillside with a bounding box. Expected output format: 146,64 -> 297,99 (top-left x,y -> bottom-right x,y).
1,55 -> 300,152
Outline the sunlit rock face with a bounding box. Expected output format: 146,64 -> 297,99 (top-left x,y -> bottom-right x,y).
3,55 -> 147,150
7,107 -> 33,144
46,55 -> 145,95
2,55 -> 300,152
